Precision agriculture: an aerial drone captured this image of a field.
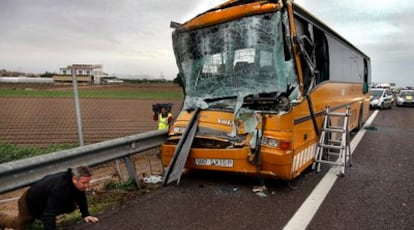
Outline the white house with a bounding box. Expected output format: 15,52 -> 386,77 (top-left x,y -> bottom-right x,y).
59,64 -> 105,84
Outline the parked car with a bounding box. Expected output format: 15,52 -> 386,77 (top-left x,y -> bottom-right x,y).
369,88 -> 393,109
396,89 -> 414,107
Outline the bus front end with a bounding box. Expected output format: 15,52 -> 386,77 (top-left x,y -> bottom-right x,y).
162,1 -> 301,180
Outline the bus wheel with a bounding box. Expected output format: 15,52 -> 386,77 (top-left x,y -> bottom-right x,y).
287,180 -> 299,190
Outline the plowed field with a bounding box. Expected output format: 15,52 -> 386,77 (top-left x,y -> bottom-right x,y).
0,83 -> 182,146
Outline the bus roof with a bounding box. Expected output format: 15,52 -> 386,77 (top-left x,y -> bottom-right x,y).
173,0 -> 369,60
175,0 -> 282,32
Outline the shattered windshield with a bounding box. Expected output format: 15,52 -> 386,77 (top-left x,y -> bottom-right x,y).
172,11 -> 298,110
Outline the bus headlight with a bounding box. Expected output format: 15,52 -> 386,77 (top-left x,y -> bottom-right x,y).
262,137 -> 279,147
262,137 -> 291,150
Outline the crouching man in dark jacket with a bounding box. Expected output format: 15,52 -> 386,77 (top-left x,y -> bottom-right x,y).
0,166 -> 99,230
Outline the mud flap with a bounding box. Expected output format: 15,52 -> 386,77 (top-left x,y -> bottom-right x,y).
163,108 -> 200,186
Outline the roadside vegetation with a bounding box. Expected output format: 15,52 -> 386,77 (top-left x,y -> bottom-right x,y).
0,142 -> 77,164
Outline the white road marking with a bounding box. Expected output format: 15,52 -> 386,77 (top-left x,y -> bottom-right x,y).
283,110 -> 379,230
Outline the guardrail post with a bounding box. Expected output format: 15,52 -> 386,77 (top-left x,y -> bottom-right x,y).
115,160 -> 125,182
123,156 -> 141,189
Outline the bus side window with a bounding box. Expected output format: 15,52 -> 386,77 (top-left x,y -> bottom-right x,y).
298,35 -> 314,91
363,59 -> 369,94
313,28 -> 329,84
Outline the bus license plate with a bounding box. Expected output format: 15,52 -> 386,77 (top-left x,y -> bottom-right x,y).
194,158 -> 233,168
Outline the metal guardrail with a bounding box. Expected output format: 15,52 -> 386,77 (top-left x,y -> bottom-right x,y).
0,129 -> 168,194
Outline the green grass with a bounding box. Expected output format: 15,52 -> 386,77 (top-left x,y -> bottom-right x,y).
0,89 -> 183,99
0,142 -> 77,164
54,180 -> 154,229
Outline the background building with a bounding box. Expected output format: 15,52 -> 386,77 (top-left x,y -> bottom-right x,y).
54,64 -> 106,85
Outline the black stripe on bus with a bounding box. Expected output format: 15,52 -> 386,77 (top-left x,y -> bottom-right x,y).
293,101 -> 360,125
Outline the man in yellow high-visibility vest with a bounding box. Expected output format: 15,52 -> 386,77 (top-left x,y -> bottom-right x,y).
153,105 -> 173,159
153,106 -> 173,130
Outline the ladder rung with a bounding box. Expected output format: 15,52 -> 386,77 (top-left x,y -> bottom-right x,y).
323,128 -> 345,133
314,159 -> 345,166
319,144 -> 344,150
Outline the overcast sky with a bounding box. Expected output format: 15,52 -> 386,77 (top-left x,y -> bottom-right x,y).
1,0 -> 413,86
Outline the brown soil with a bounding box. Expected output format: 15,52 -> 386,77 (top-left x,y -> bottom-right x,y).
0,83 -> 182,146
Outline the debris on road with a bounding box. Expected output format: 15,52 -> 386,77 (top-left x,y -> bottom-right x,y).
252,185 -> 267,197
143,175 -> 163,184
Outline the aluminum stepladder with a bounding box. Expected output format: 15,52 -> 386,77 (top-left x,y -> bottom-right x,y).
312,106 -> 352,176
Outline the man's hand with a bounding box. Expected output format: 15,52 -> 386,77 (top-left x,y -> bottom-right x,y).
84,216 -> 99,223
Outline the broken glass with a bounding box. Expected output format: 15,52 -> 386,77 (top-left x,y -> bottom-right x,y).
173,11 -> 299,113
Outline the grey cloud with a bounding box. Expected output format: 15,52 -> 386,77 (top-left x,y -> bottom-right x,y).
2,0 -> 412,85
0,0 -> 212,77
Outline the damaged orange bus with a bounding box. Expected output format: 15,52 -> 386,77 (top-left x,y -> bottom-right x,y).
162,0 -> 371,184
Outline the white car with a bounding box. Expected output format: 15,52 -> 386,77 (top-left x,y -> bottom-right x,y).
369,88 -> 393,109
396,89 -> 414,107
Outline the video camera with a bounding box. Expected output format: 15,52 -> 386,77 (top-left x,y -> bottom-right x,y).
152,103 -> 172,113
